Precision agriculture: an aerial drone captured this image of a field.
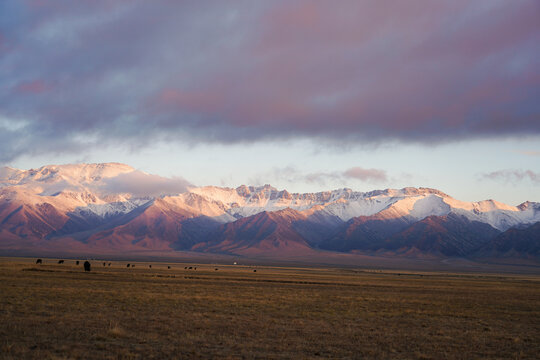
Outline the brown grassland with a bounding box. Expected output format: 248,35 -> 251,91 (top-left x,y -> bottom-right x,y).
0,257 -> 539,359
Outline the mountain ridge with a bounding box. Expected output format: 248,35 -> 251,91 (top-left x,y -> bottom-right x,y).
1,163 -> 539,260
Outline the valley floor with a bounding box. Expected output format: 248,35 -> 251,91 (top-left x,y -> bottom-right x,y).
0,258 -> 539,359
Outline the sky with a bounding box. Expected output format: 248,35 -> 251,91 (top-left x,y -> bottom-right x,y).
1,0 -> 539,205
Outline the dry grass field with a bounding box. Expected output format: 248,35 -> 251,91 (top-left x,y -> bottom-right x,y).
0,257 -> 539,359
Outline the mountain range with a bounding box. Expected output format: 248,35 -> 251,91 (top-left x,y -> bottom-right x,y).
1,163 -> 539,260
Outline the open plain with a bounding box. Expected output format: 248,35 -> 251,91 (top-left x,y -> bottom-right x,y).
0,257 -> 539,359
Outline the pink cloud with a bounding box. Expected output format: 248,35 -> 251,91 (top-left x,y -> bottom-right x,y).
143,1 -> 539,142
14,80 -> 49,94
101,170 -> 191,197
343,167 -> 387,183
1,1 -> 539,161
515,150 -> 540,157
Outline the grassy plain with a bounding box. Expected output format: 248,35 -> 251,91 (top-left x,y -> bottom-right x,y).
0,257 -> 539,359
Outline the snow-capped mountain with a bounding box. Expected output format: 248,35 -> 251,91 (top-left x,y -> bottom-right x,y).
188,185 -> 539,231
0,163 -> 539,258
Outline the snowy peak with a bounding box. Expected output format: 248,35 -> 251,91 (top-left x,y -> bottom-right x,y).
24,163 -> 133,184
0,163 -> 135,192
0,166 -> 24,182
517,201 -> 540,211
386,187 -> 450,198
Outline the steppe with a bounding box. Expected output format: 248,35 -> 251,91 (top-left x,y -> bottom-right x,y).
1,257 -> 539,359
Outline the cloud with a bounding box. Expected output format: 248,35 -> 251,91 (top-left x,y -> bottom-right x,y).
515,150 -> 540,157
250,165 -> 388,187
343,167 -> 387,182
14,80 -> 49,94
101,171 -> 191,197
0,0 -> 539,161
482,169 -> 540,184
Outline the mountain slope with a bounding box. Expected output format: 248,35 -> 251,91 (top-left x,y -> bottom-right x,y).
0,201 -> 68,239
385,213 -> 501,257
477,222 -> 540,257
319,209 -> 413,252
84,198 -> 221,250
319,195 -> 452,252
195,208 -> 314,255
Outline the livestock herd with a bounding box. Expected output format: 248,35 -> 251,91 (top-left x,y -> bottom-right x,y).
32,259 -> 243,273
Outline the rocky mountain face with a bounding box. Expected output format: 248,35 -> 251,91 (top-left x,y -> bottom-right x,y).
1,163 -> 539,259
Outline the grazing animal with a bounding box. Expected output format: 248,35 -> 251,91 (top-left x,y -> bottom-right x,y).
168,266 -> 171,269
149,265 -> 152,268
253,270 -> 257,272
103,262 -> 106,266
132,264 -> 135,268
36,259 -> 42,264
83,261 -> 91,272
108,263 -> 111,266
58,260 -> 64,264
127,264 -> 130,268
188,266 -> 192,270
215,268 -> 218,271
76,260 -> 80,265
184,266 -> 187,270
194,267 -> 197,270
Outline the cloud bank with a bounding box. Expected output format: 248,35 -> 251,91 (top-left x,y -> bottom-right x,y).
1,0 -> 539,161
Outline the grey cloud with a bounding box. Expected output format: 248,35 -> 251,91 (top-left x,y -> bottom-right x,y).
0,1 -> 539,161
482,169 -> 540,184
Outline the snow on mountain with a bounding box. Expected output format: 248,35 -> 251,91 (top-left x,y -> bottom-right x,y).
160,193 -> 235,223
187,185 -> 539,231
0,163 -> 149,219
188,185 -> 411,220
70,199 -> 151,219
1,163 -> 539,251
0,166 -> 24,183
0,163 -> 134,188
441,197 -> 540,231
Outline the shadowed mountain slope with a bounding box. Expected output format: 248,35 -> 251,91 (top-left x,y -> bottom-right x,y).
195,208 -> 315,255
384,213 -> 501,257
477,221 -> 540,257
